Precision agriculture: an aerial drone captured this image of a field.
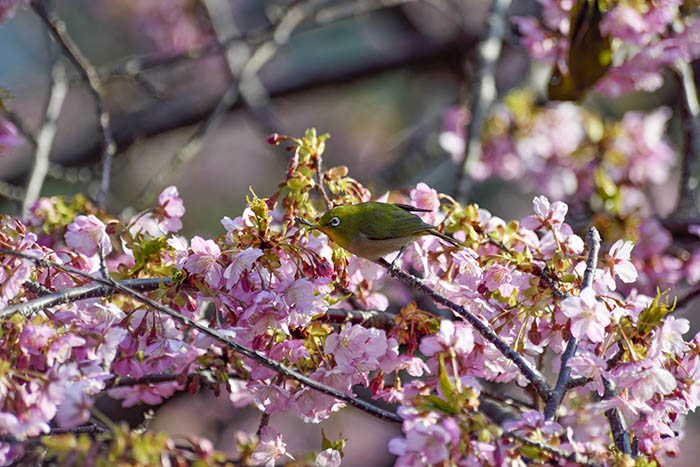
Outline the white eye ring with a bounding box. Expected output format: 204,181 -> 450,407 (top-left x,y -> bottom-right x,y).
329,216 -> 341,227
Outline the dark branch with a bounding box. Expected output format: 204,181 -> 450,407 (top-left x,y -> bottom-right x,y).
453,0 -> 513,200
31,0 -> 117,208
670,61 -> 700,221
378,258 -> 551,402
544,227 -> 601,420
0,249 -> 401,424
0,278 -> 170,321
503,431 -> 601,466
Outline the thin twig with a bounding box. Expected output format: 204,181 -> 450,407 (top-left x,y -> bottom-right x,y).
544,227 -> 601,420
669,49 -> 700,221
22,60 -> 68,217
378,258 -> 550,402
256,412 -> 271,437
31,0 -> 117,208
202,0 -> 280,134
0,278 -> 169,320
314,153 -> 333,210
453,0 -> 512,200
503,431 -> 600,466
480,390 -> 535,410
136,1 -> 321,207
0,249 -> 401,424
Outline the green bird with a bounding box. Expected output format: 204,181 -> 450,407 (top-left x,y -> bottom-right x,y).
548,0 -> 612,101
299,202 -> 461,265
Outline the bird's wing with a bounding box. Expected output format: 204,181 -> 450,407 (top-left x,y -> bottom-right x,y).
392,203 -> 432,213
363,210 -> 434,240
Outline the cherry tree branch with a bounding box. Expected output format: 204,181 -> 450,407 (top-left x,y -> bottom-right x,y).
135,0 -> 323,207
670,59 -> 700,221
503,431 -> 600,466
544,227 -> 601,420
0,249 -> 401,424
31,0 -> 117,208
379,258 -> 551,401
0,278 -> 170,321
453,0 -> 512,200
22,60 -> 68,217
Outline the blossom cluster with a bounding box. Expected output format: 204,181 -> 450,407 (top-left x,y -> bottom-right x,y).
1,130 -> 698,465
513,0 -> 700,96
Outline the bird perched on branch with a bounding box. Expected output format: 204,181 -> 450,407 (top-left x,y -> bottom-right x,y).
297,202 -> 461,267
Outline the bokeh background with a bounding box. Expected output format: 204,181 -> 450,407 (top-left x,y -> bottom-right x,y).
1,0 -> 699,464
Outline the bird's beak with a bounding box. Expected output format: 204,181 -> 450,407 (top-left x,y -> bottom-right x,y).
295,216 -> 317,229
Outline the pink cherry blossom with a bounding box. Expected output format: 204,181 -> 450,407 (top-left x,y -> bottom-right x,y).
419,320 -> 474,357
504,410 -> 563,436
19,324 -> 55,355
156,185 -> 185,233
64,215 -> 112,257
560,288 -> 610,343
184,236 -> 222,288
649,316 -> 689,358
0,118 -> 23,154
315,448 -> 341,467
602,240 -> 638,290
482,264 -> 515,297
324,324 -> 388,375
250,427 -> 292,467
521,195 -> 568,232
223,247 -> 263,288
55,384 -> 91,428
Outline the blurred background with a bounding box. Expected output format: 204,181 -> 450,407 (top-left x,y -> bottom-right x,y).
1,0 -> 698,464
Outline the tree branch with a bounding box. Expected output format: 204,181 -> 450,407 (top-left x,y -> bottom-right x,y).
0,248 -> 401,424
378,258 -> 551,402
453,0 -> 512,200
670,57 -> 700,221
135,1 -> 324,208
22,60 -> 68,217
544,227 -> 601,420
31,0 -> 117,208
503,431 -> 600,466
0,278 -> 169,321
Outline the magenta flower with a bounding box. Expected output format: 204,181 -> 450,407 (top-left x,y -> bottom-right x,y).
482,264 -> 515,297
650,316 -> 689,358
315,449 -> 341,467
223,247 -> 263,288
55,384 -> 91,428
250,426 -> 292,466
602,239 -> 638,290
419,320 -> 474,357
0,118 -> 23,154
156,185 -> 185,233
560,288 -> 610,343
64,215 -> 112,257
504,410 -> 563,436
184,236 -> 222,288
19,324 -> 56,355
324,324 -> 387,374
521,196 -> 568,232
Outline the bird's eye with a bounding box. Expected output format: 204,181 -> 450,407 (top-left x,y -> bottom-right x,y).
329,216 -> 341,227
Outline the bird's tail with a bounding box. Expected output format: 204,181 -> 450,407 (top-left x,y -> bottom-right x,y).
428,229 -> 463,248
